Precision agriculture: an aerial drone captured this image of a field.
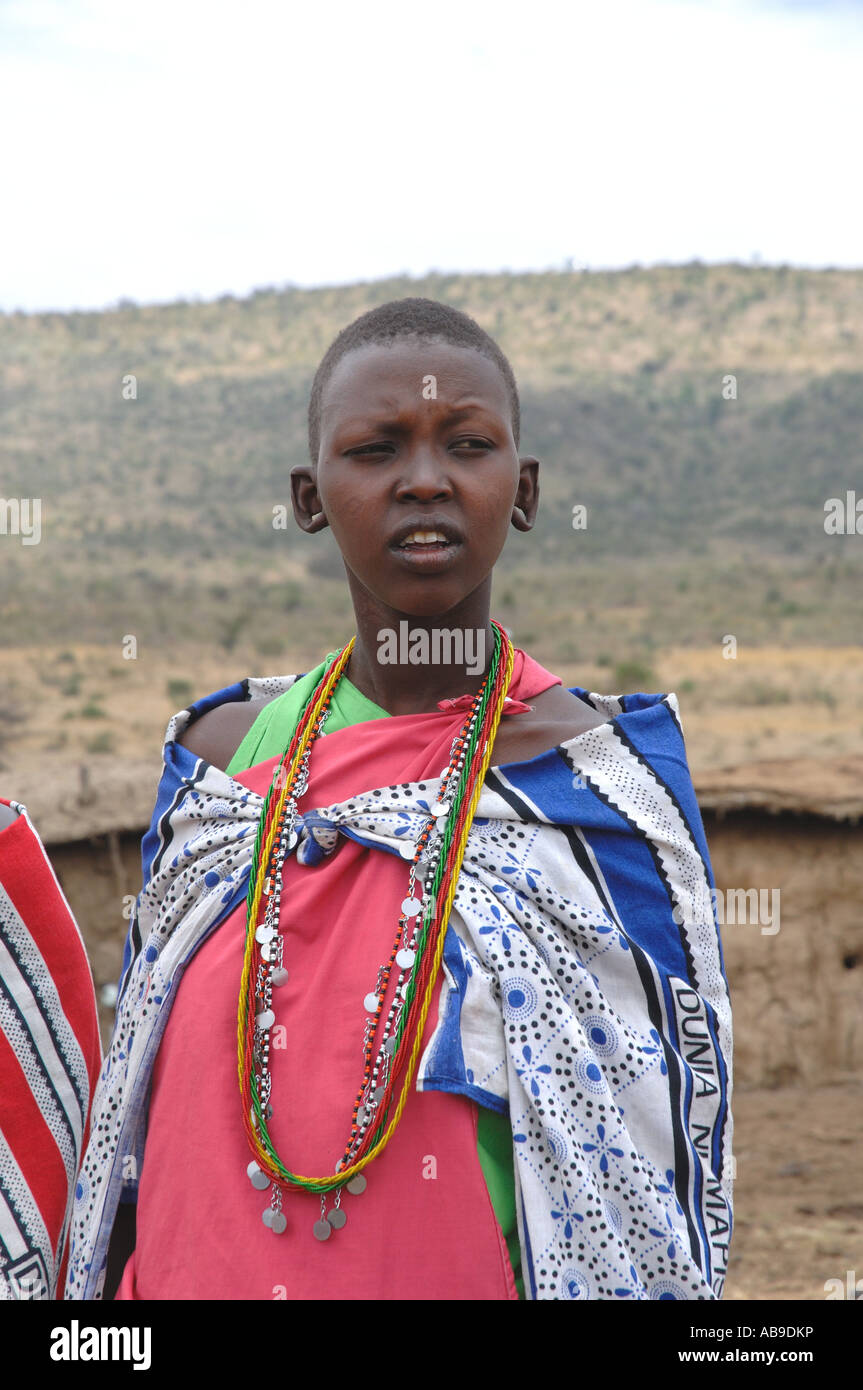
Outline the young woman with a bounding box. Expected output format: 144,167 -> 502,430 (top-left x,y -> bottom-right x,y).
66,298 -> 732,1301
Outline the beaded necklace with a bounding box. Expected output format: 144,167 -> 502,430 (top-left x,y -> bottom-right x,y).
237,619 -> 514,1239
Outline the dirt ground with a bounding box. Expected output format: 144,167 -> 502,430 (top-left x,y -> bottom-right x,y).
723,1080 -> 862,1301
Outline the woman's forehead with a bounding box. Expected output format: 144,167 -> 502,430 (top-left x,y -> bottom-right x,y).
321,339 -> 509,424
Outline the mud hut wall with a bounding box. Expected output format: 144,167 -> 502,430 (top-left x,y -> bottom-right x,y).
703,811 -> 861,1088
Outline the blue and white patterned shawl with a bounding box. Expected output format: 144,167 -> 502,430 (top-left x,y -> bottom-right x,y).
65,675 -> 733,1301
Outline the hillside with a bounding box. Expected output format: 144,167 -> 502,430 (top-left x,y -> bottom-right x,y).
1,263 -> 861,665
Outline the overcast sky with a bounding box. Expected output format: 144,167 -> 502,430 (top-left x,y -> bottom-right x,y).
0,0 -> 860,312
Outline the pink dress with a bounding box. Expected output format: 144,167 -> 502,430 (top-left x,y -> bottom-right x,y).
116,649 -> 559,1299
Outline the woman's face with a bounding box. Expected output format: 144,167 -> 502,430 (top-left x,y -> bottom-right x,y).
293,337 -> 538,620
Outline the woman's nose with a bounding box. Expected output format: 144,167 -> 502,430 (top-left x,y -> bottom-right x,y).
394,448 -> 454,498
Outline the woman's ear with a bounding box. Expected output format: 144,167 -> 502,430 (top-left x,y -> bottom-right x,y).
512,455 -> 540,532
290,464 -> 329,534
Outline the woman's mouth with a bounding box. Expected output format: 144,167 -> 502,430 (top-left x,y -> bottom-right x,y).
390,530 -> 462,568
399,529 -> 451,549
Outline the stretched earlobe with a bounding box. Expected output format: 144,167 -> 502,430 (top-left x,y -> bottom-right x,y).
514,455 -> 540,531
290,464 -> 328,535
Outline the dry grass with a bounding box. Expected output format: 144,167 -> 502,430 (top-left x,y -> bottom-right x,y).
3,641 -> 862,784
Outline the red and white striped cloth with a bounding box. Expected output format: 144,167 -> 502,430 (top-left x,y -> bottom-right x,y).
0,798 -> 102,1299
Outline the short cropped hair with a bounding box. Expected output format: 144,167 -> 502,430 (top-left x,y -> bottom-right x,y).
307,297 -> 520,463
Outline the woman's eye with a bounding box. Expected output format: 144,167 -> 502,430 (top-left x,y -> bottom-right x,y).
347,443 -> 392,457
452,438 -> 490,451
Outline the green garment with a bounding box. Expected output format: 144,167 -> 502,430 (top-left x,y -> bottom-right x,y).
226,654 -> 524,1298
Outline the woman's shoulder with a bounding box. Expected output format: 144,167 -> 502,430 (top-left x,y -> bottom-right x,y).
177,694 -> 280,772
532,684 -> 609,733
491,684 -> 608,765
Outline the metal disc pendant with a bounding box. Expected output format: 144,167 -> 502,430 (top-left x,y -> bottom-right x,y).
313,1219 -> 332,1241
431,800 -> 450,817
255,925 -> 275,945
260,943 -> 273,962
271,1211 -> 287,1234
287,829 -> 298,850
248,1161 -> 270,1191
270,967 -> 289,987
383,1036 -> 398,1055
396,947 -> 416,969
256,1008 -> 275,1031
401,896 -> 422,917
356,1104 -> 367,1126
327,1208 -> 347,1230
435,816 -> 448,833
398,839 -> 416,860
346,1174 -> 367,1195
363,992 -> 378,1014
262,1207 -> 274,1227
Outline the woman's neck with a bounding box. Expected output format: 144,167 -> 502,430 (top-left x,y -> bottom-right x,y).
343,586 -> 498,718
